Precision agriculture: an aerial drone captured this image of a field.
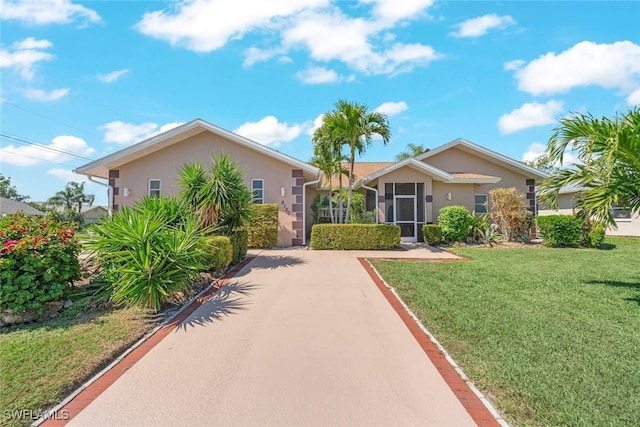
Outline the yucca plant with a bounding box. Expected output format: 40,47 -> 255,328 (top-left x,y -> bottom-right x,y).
87,201 -> 208,311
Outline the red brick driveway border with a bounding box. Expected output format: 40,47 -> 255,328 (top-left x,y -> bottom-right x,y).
358,257 -> 508,427
38,256 -> 255,427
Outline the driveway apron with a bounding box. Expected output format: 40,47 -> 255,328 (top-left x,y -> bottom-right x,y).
68,249 -> 476,427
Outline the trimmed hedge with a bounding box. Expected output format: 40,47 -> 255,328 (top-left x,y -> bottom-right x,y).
246,204 -> 278,248
438,205 -> 475,243
588,223 -> 606,248
228,229 -> 248,264
206,236 -> 233,272
422,224 -> 443,245
310,224 -> 400,250
537,215 -> 583,248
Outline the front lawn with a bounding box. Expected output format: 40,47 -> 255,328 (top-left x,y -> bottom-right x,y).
0,309 -> 154,427
370,237 -> 640,426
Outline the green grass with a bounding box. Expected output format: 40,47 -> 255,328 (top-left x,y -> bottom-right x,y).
370,237 -> 640,426
0,309 -> 154,427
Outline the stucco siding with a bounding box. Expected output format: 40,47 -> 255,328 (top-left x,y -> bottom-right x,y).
112,130 -> 300,246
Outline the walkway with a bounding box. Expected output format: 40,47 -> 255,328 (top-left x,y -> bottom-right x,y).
62,246 -> 486,426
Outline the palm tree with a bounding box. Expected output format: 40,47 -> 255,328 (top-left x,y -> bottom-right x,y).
310,141 -> 348,223
539,108 -> 640,226
178,154 -> 253,232
395,143 -> 426,161
316,100 -> 391,222
47,181 -> 94,213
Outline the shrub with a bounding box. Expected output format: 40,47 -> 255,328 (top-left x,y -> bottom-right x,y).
438,205 -> 475,243
537,215 -> 583,248
349,193 -> 366,223
206,236 -> 233,272
310,224 -> 400,250
87,201 -> 208,311
422,224 -> 442,245
0,213 -> 80,313
246,204 -> 278,248
588,223 -> 606,248
45,210 -> 85,229
227,229 -> 248,264
488,188 -> 529,241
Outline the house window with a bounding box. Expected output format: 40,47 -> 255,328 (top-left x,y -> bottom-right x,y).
474,194 -> 488,214
148,179 -> 161,197
610,204 -> 631,220
252,179 -> 264,204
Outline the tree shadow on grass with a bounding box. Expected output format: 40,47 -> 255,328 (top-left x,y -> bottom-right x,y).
585,277 -> 640,305
174,281 -> 259,331
234,255 -> 306,276
598,243 -> 617,250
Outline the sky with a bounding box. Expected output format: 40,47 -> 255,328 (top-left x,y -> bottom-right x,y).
1,0 -> 639,206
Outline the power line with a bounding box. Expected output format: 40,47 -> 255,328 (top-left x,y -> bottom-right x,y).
0,132 -> 96,162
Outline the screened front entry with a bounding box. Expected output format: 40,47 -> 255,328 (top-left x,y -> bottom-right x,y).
385,183 -> 426,242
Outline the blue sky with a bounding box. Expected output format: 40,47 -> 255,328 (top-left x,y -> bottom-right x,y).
1,0 -> 639,205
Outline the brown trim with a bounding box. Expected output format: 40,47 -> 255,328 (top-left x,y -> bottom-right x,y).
108,170 -> 119,179
41,257 -> 255,427
292,169 -> 303,178
357,258 -> 501,427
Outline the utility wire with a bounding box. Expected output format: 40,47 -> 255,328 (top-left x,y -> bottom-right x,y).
0,132 -> 96,162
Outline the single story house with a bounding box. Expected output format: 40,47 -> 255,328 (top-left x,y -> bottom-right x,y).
537,185 -> 640,237
75,119 -> 548,246
0,197 -> 46,216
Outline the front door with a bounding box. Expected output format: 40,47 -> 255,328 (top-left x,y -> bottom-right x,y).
395,195 -> 416,242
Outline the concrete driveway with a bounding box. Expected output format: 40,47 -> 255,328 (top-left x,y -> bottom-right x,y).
65,246 -> 482,427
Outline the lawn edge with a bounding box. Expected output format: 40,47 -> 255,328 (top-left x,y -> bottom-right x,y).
36,256 -> 255,427
359,257 -> 508,427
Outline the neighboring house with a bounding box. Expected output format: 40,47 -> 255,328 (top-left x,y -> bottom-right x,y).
32,203 -> 109,224
75,119 -> 547,246
0,198 -> 45,216
537,185 -> 640,237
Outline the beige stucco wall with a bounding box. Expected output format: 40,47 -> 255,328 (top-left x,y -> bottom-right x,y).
431,182 -> 475,220
112,130 -> 303,246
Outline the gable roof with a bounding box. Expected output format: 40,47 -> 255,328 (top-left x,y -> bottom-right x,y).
415,138 -> 549,180
0,198 -> 45,216
75,119 -> 320,179
355,158 -> 455,186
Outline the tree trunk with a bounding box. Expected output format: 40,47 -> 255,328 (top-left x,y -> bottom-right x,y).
345,146 -> 356,224
328,179 -> 335,224
338,174 -> 344,223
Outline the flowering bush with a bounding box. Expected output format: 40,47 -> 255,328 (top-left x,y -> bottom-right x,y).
0,213 -> 80,313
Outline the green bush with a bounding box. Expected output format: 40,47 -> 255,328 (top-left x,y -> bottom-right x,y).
537,215 -> 583,248
87,200 -> 208,311
246,204 -> 278,248
438,205 -> 475,243
227,229 -> 248,264
206,236 -> 233,272
588,223 -> 606,248
422,224 -> 442,245
0,213 -> 81,313
310,224 -> 400,250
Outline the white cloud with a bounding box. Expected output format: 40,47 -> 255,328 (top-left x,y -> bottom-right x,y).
498,100 -> 563,134
100,121 -> 184,145
234,116 -> 302,146
522,142 -> 578,166
0,37 -> 53,80
374,101 -> 408,116
450,14 -> 515,38
627,88 -> 640,105
136,0 -> 326,53
305,114 -> 325,136
46,168 -> 89,183
0,0 -> 101,26
0,135 -> 95,166
137,0 -> 439,76
511,41 -> 640,96
503,59 -> 524,71
96,69 -> 129,83
295,66 -> 342,84
23,87 -> 69,102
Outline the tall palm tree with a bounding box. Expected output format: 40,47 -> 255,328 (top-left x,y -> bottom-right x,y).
310,141 -> 348,223
539,108 -> 640,226
47,181 -> 94,213
317,100 -> 391,222
395,143 -> 426,161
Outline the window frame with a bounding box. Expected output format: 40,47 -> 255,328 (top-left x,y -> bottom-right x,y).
474,193 -> 488,215
148,179 -> 161,198
251,179 -> 264,204
610,205 -> 632,221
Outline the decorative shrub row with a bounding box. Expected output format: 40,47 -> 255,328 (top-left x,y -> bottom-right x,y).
227,229 -> 248,264
422,224 -> 443,245
0,213 -> 81,313
310,224 -> 400,250
246,204 -> 278,248
438,205 -> 475,243
207,236 -> 233,273
537,215 -> 583,247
